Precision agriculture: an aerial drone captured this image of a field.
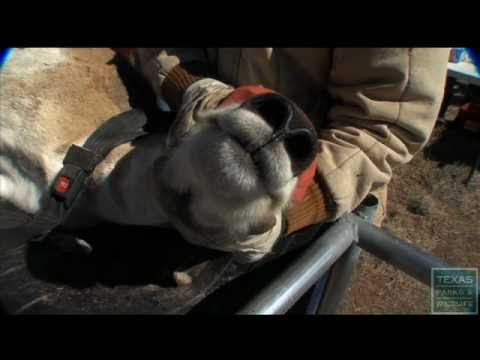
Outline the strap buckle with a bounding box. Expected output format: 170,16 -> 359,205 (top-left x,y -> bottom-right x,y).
52,145 -> 96,207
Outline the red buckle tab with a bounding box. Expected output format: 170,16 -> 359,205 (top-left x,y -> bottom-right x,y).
55,176 -> 71,194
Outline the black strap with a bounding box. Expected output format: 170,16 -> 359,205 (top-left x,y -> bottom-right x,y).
52,109 -> 149,206
26,109 -> 149,242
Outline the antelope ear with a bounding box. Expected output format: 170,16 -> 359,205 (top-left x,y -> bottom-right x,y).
249,214 -> 277,235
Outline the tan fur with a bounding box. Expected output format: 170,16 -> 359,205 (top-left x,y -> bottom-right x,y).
1,48 -> 132,217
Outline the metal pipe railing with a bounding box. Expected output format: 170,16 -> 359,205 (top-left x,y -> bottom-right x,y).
350,214 -> 450,287
236,217 -> 356,315
237,211 -> 461,315
315,194 -> 380,314
353,215 -> 478,295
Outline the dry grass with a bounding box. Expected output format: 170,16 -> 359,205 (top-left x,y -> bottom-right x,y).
339,123 -> 480,314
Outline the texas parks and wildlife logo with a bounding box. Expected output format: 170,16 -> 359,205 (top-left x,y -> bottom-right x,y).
431,268 -> 478,315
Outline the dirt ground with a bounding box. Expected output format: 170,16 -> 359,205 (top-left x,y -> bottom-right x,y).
339,119 -> 480,314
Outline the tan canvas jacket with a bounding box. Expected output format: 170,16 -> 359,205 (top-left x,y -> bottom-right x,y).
137,48 -> 450,221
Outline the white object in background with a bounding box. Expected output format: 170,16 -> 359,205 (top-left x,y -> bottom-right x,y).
447,62 -> 480,86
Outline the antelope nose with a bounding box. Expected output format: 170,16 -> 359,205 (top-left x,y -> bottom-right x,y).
243,93 -> 318,176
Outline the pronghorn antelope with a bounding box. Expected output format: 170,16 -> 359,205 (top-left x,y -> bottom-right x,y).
0,48 -> 317,262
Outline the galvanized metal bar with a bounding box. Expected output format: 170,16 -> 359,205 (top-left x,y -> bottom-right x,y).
238,198 -> 467,315
315,245 -> 361,314
316,194 -> 380,314
350,214 -> 451,287
237,217 -> 356,315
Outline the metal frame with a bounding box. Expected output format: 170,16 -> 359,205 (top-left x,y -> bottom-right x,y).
237,216 -> 356,314
237,196 -> 475,315
315,194 -> 379,314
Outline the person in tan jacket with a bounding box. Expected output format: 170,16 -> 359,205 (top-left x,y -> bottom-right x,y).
115,48 -> 450,260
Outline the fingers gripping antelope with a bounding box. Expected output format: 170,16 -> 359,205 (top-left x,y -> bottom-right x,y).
0,48 -> 318,262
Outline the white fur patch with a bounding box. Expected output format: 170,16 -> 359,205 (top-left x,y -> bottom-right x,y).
0,157 -> 43,214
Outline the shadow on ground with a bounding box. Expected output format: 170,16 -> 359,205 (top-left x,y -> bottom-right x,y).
424,121 -> 480,169
0,224 -> 234,314
25,225 -> 223,289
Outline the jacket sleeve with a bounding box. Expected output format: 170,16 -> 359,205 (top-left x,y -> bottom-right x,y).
316,48 -> 450,219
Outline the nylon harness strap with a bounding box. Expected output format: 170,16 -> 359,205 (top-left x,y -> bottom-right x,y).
25,109 -> 149,242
